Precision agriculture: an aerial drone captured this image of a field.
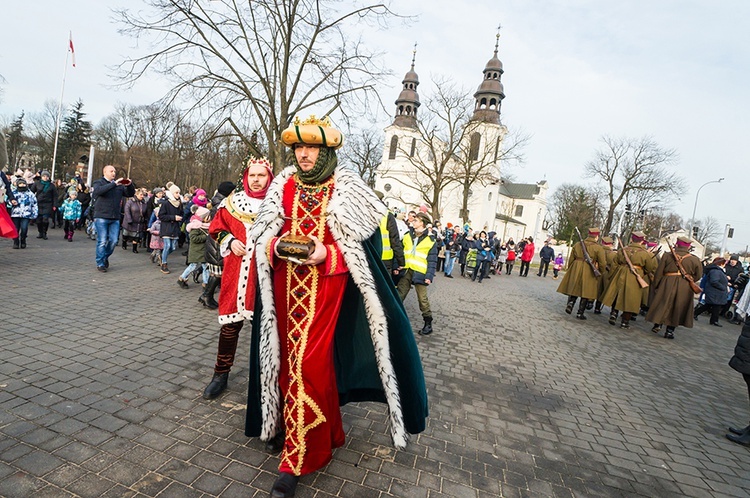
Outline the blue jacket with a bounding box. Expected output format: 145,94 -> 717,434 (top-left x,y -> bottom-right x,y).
10,188 -> 38,219
91,177 -> 135,220
475,237 -> 492,262
700,264 -> 729,305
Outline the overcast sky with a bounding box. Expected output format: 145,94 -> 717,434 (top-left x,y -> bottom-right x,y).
1,1 -> 748,252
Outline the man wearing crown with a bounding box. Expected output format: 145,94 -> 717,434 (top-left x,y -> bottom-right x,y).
244,116 -> 428,497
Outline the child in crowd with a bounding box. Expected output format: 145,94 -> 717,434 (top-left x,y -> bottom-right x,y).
176,206 -> 211,290
10,178 -> 38,249
505,246 -> 516,275
553,253 -> 564,279
148,206 -> 164,265
59,190 -> 82,242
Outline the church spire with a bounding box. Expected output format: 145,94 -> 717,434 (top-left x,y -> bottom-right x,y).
471,27 -> 505,124
393,43 -> 421,129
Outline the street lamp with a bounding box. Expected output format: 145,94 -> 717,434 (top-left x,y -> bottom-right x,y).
690,178 -> 724,229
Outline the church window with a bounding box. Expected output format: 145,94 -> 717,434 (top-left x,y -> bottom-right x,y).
515,205 -> 524,217
469,132 -> 481,161
388,135 -> 398,160
409,138 -> 416,157
384,183 -> 392,192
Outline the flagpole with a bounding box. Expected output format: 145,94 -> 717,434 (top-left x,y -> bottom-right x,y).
50,38 -> 71,182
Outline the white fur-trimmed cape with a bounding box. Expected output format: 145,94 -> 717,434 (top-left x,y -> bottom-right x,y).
247,165 -> 410,449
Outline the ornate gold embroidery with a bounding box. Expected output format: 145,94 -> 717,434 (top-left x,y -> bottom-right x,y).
328,245 -> 337,274
225,193 -> 258,224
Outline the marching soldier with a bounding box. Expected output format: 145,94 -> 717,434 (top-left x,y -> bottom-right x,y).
601,231 -> 658,329
557,227 -> 607,320
594,236 -> 617,314
646,236 -> 702,339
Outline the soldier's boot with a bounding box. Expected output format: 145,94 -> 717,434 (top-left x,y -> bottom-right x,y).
620,312 -> 632,329
609,309 -> 619,326
565,296 -> 577,315
593,301 -> 603,314
651,323 -> 662,334
586,301 -> 594,311
664,326 -> 675,339
576,299 -> 588,320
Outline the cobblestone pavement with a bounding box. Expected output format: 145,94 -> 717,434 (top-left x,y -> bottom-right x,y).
1,233 -> 749,497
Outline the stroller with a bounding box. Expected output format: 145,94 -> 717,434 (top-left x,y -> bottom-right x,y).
464,249 -> 478,279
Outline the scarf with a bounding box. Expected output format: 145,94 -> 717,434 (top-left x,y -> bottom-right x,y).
165,190 -> 181,208
40,179 -> 52,193
294,146 -> 337,185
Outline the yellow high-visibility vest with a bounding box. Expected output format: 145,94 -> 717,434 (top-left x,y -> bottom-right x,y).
403,231 -> 434,274
380,216 -> 393,260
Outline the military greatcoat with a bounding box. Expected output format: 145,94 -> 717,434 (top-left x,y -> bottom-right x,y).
556,236 -> 607,300
645,247 -> 702,327
601,243 -> 658,313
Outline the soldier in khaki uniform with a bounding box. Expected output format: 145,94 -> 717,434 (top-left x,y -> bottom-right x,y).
646,236 -> 702,339
594,236 -> 617,314
601,231 -> 658,329
556,227 -> 608,320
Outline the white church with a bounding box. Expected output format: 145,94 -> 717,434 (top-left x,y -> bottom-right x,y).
373,35 -> 549,243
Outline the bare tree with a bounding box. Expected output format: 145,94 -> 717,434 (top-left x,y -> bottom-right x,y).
113,0 -> 399,172
378,78 -> 470,220
584,135 -> 686,234
692,216 -> 722,251
548,183 -> 603,241
452,126 -> 529,224
339,127 -> 382,188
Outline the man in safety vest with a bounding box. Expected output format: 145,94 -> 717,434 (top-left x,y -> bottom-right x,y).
397,212 -> 437,335
375,192 -> 405,284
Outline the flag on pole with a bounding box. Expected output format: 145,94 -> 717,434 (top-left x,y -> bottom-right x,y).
69,32 -> 76,67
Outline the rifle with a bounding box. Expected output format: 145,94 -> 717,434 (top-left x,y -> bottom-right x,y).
616,235 -> 649,289
574,227 -> 601,277
667,241 -> 702,294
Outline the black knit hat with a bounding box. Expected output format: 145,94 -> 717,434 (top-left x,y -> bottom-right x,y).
218,181 -> 236,197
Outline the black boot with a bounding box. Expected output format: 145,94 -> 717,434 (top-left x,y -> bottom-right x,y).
270,472 -> 299,498
199,276 -> 220,309
576,299 -> 588,320
122,237 -> 128,250
265,431 -> 285,453
609,310 -> 619,326
728,423 -> 750,435
419,316 -> 433,335
726,431 -> 750,447
565,296 -> 577,315
42,221 -> 49,240
202,372 -> 229,399
12,239 -> 19,249
132,242 -> 138,253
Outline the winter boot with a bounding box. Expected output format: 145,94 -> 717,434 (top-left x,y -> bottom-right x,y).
609,309 -> 619,325
576,299 -> 588,320
565,296 -> 577,315
198,276 -> 220,309
726,431 -> 750,447
160,263 -> 170,274
419,316 -> 433,335
20,238 -> 27,249
132,242 -> 138,253
620,312 -> 632,329
728,423 -> 750,436
42,221 -> 49,240
122,237 -> 128,250
202,372 -> 229,400
36,223 -> 44,238
12,239 -> 19,249
68,231 -> 74,242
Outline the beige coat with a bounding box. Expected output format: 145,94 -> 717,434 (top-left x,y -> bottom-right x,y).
645,248 -> 702,327
557,237 -> 607,300
601,243 -> 658,313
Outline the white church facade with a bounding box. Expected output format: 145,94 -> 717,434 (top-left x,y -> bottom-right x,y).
373,34 -> 550,242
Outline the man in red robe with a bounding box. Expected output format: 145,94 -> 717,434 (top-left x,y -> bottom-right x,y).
246,116 -> 428,497
203,158 -> 273,399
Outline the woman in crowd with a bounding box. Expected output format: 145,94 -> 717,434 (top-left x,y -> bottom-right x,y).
123,189 -> 147,253
177,206 -> 210,290
472,230 -> 491,283
30,170 -> 57,240
158,184 -> 184,274
727,317 -> 750,446
694,257 -> 729,327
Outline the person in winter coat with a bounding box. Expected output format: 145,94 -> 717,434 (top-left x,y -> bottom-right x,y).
199,181 -> 236,310
397,212 -> 438,335
91,165 -> 136,272
537,240 -> 555,277
9,178 -> 38,249
122,189 -> 147,253
458,231 -> 474,277
557,228 -> 608,320
506,245 -> 517,274
646,236 -> 703,339
157,184 -> 184,274
722,255 -> 745,316
30,170 -> 58,240
519,237 -> 535,277
694,257 -> 729,326
472,230 -> 492,283
59,190 -> 82,242
75,184 -> 91,230
147,207 -> 164,265
552,253 -> 564,279
726,318 -> 750,446
177,207 -> 210,289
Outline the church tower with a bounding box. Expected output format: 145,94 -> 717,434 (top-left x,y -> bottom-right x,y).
393,46 -> 420,129
471,31 -> 505,124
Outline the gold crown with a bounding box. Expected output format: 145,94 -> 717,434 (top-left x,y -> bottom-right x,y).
292,115 -> 333,127
281,115 -> 343,149
245,156 -> 272,169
